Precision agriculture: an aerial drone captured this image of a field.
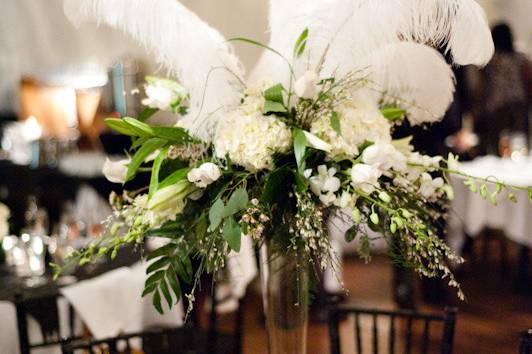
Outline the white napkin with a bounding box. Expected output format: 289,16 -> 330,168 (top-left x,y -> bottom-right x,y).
61,263 -> 183,340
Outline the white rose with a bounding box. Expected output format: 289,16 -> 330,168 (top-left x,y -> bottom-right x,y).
351,163 -> 382,194
102,157 -> 130,184
294,71 -> 319,99
187,162 -> 221,188
362,143 -> 406,172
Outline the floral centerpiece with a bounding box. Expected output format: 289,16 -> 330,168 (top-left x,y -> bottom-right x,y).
58,0 -> 532,353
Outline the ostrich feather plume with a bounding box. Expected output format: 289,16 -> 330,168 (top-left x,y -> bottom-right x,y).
64,0 -> 245,140
251,0 -> 493,124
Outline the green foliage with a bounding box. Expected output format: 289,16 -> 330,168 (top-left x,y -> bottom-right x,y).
263,100 -> 287,114
105,117 -> 195,144
223,217 -> 242,252
262,166 -> 292,205
224,188 -> 249,216
263,84 -> 284,103
127,138 -> 167,182
143,241 -> 193,314
293,28 -> 309,58
293,128 -> 307,174
380,107 -> 406,121
345,226 -> 357,242
137,107 -> 159,122
149,148 -> 167,198
159,167 -> 190,189
208,199 -> 225,231
330,111 -> 341,136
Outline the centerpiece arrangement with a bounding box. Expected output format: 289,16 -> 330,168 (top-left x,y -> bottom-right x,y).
58,0 -> 532,353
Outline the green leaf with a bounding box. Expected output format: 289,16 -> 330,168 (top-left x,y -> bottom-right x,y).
105,118 -> 137,136
195,214 -> 208,239
172,258 -> 192,284
149,148 -> 167,198
262,166 -> 291,204
479,184 -> 488,199
263,84 -> 284,104
153,289 -> 163,314
209,199 -> 225,231
147,243 -> 177,261
146,257 -> 170,274
224,188 -> 248,217
131,136 -> 149,150
293,28 -> 309,57
345,226 -> 358,242
145,223 -> 181,238
138,107 -> 159,122
159,167 -> 190,189
380,107 -> 406,121
142,283 -> 157,297
159,278 -> 173,308
145,270 -> 165,288
263,100 -> 287,114
293,128 -> 307,173
123,117 -> 155,137
166,266 -> 181,303
508,193 -> 517,203
126,137 -> 166,182
294,172 -> 307,193
152,126 -> 195,143
223,217 -> 242,252
330,112 -> 341,136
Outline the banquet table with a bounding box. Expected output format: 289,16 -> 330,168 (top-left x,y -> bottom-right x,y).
447,156 -> 532,287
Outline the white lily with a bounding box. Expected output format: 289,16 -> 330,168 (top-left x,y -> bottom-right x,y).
303,131 -> 332,152
294,70 -> 319,99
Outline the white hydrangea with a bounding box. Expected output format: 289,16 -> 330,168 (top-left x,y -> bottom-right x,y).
310,93 -> 391,159
240,78 -> 275,115
214,110 -> 292,171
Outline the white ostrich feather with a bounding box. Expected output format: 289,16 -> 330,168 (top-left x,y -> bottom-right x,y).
63,0 -> 245,141
250,0 -> 493,123
367,42 -> 456,125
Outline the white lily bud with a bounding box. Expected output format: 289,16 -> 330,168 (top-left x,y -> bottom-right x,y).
302,131 -> 332,152
294,71 -> 319,99
102,157 -> 130,184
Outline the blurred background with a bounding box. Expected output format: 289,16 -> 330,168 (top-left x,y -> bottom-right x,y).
0,1 -> 530,353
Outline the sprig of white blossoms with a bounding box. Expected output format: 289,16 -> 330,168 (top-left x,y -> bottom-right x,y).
310,93 -> 391,159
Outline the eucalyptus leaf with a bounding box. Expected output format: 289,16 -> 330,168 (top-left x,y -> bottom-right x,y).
223,217 -> 241,252
209,199 -> 225,231
224,188 -> 248,216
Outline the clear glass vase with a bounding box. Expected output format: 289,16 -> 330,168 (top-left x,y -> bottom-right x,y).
260,240 -> 309,354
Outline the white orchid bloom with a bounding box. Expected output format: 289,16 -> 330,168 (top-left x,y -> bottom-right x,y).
308,165 -> 341,205
362,143 -> 407,172
351,163 -> 382,194
294,71 -> 319,99
418,173 -> 444,199
102,157 -> 130,184
187,162 -> 221,188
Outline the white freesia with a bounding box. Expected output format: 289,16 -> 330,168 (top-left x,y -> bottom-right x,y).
310,93 -> 391,159
187,162 -> 221,188
0,203 -> 10,240
294,71 -> 319,99
141,76 -> 188,112
418,173 -> 445,200
302,131 -> 331,152
351,163 -> 382,194
102,157 -> 130,184
214,110 -> 291,171
362,143 -> 407,172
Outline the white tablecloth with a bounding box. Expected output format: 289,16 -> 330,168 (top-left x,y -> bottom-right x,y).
448,156 -> 532,254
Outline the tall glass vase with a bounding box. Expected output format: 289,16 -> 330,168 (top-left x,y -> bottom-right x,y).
260,239 -> 309,354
